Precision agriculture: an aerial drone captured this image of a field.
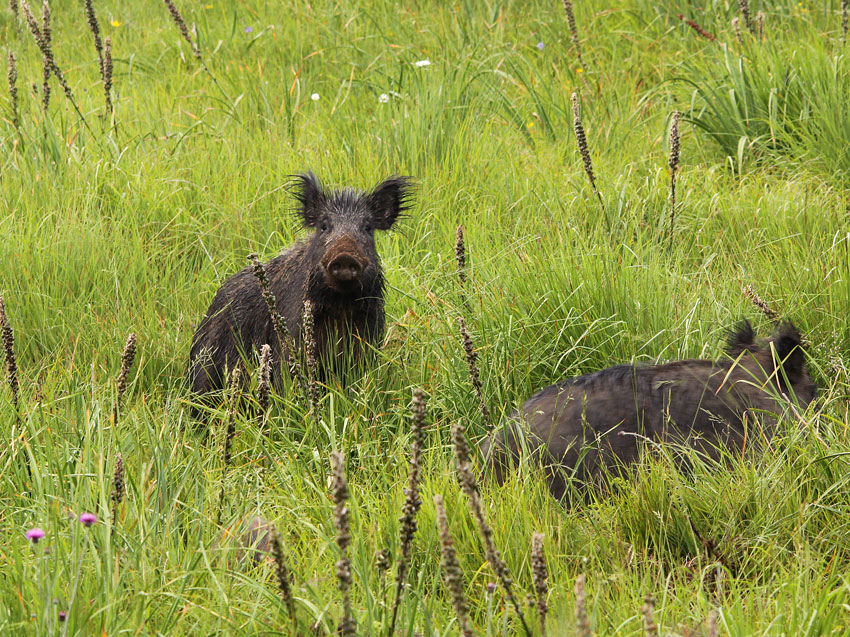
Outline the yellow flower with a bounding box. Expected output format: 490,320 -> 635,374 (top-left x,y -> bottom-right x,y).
526,121 -> 535,128
204,3 -> 213,7
111,19 -> 122,27
576,67 -> 583,74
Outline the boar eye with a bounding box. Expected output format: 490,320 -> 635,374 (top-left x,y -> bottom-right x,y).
320,221 -> 329,232
364,222 -> 373,232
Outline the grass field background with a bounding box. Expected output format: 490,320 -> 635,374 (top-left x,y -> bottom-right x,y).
1,0 -> 849,634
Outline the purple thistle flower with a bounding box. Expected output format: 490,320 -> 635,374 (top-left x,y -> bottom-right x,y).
536,41 -> 544,50
59,612 -> 66,622
79,513 -> 97,527
26,528 -> 45,543
487,582 -> 496,594
244,26 -> 253,33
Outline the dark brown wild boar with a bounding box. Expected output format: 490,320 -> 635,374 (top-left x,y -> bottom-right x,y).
188,172 -> 413,403
481,322 -> 816,500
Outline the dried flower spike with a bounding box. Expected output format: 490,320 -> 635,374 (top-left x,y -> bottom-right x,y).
223,366 -> 241,467
643,594 -> 658,636
843,1 -> 849,44
455,225 -> 467,289
708,609 -> 719,637
248,254 -> 305,394
302,300 -> 319,415
575,574 -> 591,637
738,0 -> 754,34
41,0 -> 50,111
755,10 -> 765,38
83,0 -> 104,77
531,532 -> 548,636
270,526 -> 296,622
452,421 -> 531,635
562,0 -> 588,75
114,333 -> 137,423
257,343 -> 272,418
103,36 -> 113,116
162,0 -> 201,60
8,52 -> 19,132
742,284 -> 780,323
434,495 -> 474,637
10,0 -> 19,26
668,110 -> 680,250
388,388 -> 429,634
457,315 -> 491,431
0,295 -> 20,413
20,0 -> 77,110
571,93 -> 605,214
111,452 -> 124,522
732,17 -> 743,45
331,451 -> 356,636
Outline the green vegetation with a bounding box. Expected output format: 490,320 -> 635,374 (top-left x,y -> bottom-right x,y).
1,0 -> 848,634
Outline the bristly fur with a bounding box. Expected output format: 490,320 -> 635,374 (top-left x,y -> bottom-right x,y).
483,320 -> 816,500
188,172 -> 414,407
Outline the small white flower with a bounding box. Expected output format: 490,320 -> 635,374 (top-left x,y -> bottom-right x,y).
414,59 -> 431,67
378,93 -> 389,103
311,93 -> 320,101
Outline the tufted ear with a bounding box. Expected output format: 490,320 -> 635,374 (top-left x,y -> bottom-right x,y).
290,172 -> 326,227
366,176 -> 415,230
771,322 -> 806,383
725,320 -> 756,357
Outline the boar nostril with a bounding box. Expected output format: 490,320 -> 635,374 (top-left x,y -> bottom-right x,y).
327,254 -> 362,282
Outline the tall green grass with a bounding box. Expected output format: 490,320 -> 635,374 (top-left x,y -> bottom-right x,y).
1,0 -> 849,634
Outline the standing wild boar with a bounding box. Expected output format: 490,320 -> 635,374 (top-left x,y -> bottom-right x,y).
482,321 -> 816,499
188,172 -> 413,399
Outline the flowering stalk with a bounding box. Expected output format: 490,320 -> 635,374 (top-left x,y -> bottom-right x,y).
572,93 -> 606,216
562,0 -> 588,75
843,1 -> 849,44
111,453 -> 124,523
643,594 -> 658,636
388,388 -> 428,635
457,315 -> 491,431
114,333 -> 137,424
738,0 -> 754,34
8,53 -> 19,133
452,421 -> 531,636
0,295 -> 19,414
531,532 -> 548,636
103,36 -> 113,117
434,494 -> 474,637
732,17 -> 743,45
216,366 -> 240,526
257,343 -> 272,420
575,574 -> 591,637
41,0 -> 50,112
331,451 -> 356,636
302,300 -> 319,416
162,0 -> 201,60
270,526 -> 296,623
668,110 -> 680,250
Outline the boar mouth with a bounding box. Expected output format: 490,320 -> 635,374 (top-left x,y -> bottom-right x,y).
321,238 -> 369,290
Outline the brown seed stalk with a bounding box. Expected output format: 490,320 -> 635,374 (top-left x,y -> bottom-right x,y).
455,225 -> 467,290
83,0 -> 104,78
572,93 -> 606,214
257,343 -> 272,418
434,494 -> 474,637
0,295 -> 20,413
562,0 -> 588,75
457,315 -> 491,431
531,532 -> 548,636
331,451 -> 356,636
676,14 -> 716,41
223,366 -> 241,467
302,300 -> 319,416
10,0 -> 19,25
452,421 -> 531,636
8,52 -> 19,132
738,0 -> 754,34
388,388 -> 428,635
668,110 -> 680,250
40,0 -> 50,111
843,1 -> 849,44
575,574 -> 591,637
20,0 -> 77,108
732,17 -> 743,45
742,284 -> 780,323
114,333 -> 137,424
103,36 -> 113,116
111,452 -> 124,523
162,0 -> 201,60
248,254 -> 305,394
755,10 -> 765,38
270,526 -> 297,623
643,594 -> 658,636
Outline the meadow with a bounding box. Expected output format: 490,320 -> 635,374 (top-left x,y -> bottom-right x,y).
1,0 -> 849,634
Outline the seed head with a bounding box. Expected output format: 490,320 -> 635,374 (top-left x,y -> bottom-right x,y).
111,452 -> 125,522
738,0 -> 753,34
302,300 -> 319,415
732,17 -> 743,45
562,0 -> 588,75
742,284 -> 780,323
270,526 -> 296,622
8,53 -> 19,131
457,315 -> 491,430
223,366 -> 241,467
40,0 -> 50,112
115,333 -> 137,417
103,36 -> 113,116
455,225 -> 467,289
434,494 -> 474,637
843,2 -> 848,44
643,594 -> 658,636
330,451 -> 356,636
162,0 -> 201,60
83,0 -> 104,75
0,295 -> 19,413
572,93 -> 605,213
257,343 -> 272,416
575,574 -> 591,637
531,532 -> 548,635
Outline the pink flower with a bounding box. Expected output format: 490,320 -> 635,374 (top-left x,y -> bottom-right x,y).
26,528 -> 45,543
79,513 -> 97,527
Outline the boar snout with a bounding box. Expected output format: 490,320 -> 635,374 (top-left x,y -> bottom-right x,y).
321,235 -> 369,286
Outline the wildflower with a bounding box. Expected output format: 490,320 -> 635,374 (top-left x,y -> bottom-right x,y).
487,582 -> 496,594
204,3 -> 213,7
79,513 -> 97,527
378,93 -> 389,103
536,41 -> 544,50
244,26 -> 252,33
111,19 -> 121,27
26,528 -> 45,543
311,93 -> 319,101
58,612 -> 66,622
576,67 -> 583,73
414,59 -> 430,67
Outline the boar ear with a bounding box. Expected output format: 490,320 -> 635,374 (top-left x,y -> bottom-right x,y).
367,176 -> 414,230
291,172 -> 326,227
771,322 -> 806,382
725,320 -> 756,357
